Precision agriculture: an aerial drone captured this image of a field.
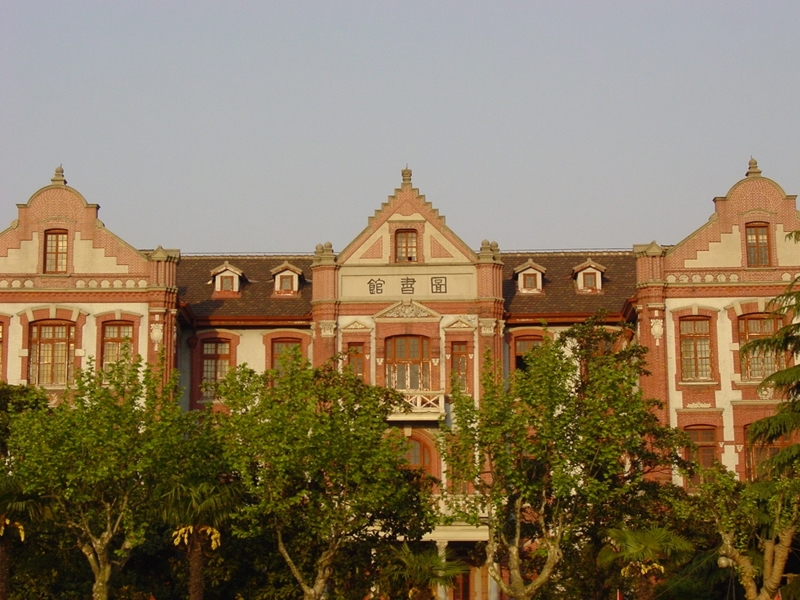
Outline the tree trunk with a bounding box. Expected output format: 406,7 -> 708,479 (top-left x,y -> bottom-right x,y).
91,561 -> 112,600
0,536 -> 11,600
187,532 -> 205,600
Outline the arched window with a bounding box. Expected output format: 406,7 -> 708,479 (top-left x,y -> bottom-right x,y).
679,317 -> 712,381
29,320 -> 75,386
101,321 -> 134,369
201,339 -> 231,402
514,336 -> 542,371
272,338 -> 301,372
744,424 -> 789,480
385,335 -> 430,391
739,314 -> 783,380
405,438 -> 432,472
685,425 -> 717,488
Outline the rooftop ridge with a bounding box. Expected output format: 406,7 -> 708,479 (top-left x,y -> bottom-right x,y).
179,252 -> 316,257
501,248 -> 633,254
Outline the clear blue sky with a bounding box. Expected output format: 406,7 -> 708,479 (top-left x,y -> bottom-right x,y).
2,1 -> 799,254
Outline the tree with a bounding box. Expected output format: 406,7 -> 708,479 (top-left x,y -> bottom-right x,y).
682,466 -> 799,600
740,276 -> 800,471
0,383 -> 48,600
440,318 -> 687,600
8,357 -> 192,600
216,351 -> 436,600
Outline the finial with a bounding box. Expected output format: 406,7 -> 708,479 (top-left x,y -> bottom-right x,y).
401,166 -> 412,184
51,165 -> 67,185
746,157 -> 762,177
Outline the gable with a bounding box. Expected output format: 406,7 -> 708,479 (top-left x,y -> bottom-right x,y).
338,168 -> 477,266
664,160 -> 800,272
0,168 -> 153,277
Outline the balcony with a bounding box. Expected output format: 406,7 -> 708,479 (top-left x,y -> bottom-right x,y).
388,391 -> 445,421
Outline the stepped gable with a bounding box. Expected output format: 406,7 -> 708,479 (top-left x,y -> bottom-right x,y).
502,251 -> 637,317
177,255 -> 313,318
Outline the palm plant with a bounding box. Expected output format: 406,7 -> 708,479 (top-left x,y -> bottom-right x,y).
382,542 -> 468,600
161,480 -> 242,600
598,527 -> 693,600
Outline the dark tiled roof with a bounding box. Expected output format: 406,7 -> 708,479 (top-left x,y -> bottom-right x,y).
177,256 -> 313,319
501,251 -> 636,318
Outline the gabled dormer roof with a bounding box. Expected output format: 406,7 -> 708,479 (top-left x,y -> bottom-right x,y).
572,258 -> 607,275
336,168 -> 478,264
210,261 -> 244,278
270,261 -> 304,278
513,259 -> 547,275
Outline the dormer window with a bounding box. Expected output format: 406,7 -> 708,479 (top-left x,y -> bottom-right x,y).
279,274 -> 294,292
210,261 -> 244,298
44,229 -> 68,273
573,259 -> 606,293
271,261 -> 303,296
220,275 -> 235,292
514,259 -> 546,294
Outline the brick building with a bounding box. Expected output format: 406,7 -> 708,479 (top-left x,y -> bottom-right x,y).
0,160 -> 795,598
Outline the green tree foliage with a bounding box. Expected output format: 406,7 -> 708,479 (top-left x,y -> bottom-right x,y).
8,357 -> 194,600
682,466 -> 800,600
740,278 -> 800,472
216,351 -> 436,600
0,383 -> 48,600
440,318 -> 687,600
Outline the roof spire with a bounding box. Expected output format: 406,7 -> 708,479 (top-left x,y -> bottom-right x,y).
401,165 -> 412,185
745,157 -> 762,177
51,165 -> 67,185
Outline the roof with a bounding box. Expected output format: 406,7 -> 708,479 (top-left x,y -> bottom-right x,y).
501,251 -> 637,321
177,255 -> 313,323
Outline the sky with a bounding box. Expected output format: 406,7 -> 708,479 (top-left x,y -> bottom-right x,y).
1,1 -> 799,255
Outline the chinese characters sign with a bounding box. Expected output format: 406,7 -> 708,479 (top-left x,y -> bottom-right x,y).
366,276 -> 448,295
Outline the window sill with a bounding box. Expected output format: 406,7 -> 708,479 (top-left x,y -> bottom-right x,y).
678,380 -> 719,386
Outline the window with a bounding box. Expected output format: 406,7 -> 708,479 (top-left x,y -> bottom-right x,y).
452,572 -> 471,600
451,342 -> 468,390
385,336 -> 430,390
744,425 -> 789,480
201,340 -> 230,402
680,318 -> 712,381
347,342 -> 365,380
746,223 -> 770,267
523,273 -> 537,289
685,426 -> 717,487
583,272 -> 597,289
220,275 -> 234,292
279,274 -> 294,292
272,339 -> 301,371
101,322 -> 133,370
406,438 -> 432,472
515,337 -> 542,371
395,230 -> 418,262
29,321 -> 75,386
44,230 -> 68,273
739,315 -> 783,380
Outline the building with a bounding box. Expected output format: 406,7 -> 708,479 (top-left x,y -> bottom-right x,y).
0,159 -> 795,597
